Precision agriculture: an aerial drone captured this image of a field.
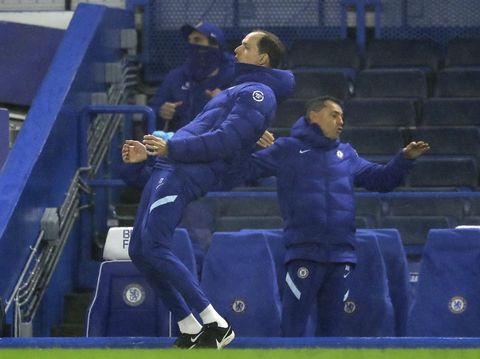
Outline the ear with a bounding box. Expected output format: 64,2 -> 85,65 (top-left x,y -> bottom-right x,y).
258,53 -> 269,66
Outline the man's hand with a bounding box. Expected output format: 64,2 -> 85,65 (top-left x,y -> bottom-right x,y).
257,130 -> 275,148
403,141 -> 430,160
143,134 -> 169,156
159,101 -> 183,120
122,140 -> 147,163
206,88 -> 222,98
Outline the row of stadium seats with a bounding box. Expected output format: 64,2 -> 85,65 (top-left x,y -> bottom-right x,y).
209,196 -> 480,248
274,98 -> 480,129
87,226 -> 480,337
291,68 -> 480,100
287,38 -> 480,72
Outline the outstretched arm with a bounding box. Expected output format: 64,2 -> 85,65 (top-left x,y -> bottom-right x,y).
353,141 -> 430,192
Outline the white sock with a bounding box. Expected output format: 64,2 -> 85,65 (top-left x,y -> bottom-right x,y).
178,313 -> 203,334
199,304 -> 228,328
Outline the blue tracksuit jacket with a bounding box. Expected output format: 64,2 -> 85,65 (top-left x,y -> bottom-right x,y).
243,116 -> 414,264
121,63 -> 295,196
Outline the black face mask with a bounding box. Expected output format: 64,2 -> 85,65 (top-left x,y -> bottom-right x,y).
186,43 -> 223,81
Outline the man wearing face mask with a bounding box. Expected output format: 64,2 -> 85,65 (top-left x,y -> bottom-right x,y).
149,22 -> 235,131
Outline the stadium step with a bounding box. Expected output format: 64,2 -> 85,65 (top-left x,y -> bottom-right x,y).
51,291 -> 93,337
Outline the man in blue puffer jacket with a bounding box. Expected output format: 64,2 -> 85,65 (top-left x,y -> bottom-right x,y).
120,30 -> 295,348
149,21 -> 236,131
239,96 -> 429,337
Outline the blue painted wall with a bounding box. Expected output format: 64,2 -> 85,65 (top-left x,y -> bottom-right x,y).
0,4 -> 134,336
0,22 -> 64,106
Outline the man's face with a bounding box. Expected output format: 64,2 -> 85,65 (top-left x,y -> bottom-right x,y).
309,100 -> 344,139
234,31 -> 268,66
188,31 -> 218,48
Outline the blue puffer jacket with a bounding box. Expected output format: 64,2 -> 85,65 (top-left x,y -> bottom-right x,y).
245,117 -> 414,264
119,63 -> 295,196
148,52 -> 236,131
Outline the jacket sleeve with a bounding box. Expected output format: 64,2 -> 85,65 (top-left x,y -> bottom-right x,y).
116,157 -> 155,190
148,70 -> 179,125
217,140 -> 285,189
353,150 -> 415,192
167,85 -> 276,163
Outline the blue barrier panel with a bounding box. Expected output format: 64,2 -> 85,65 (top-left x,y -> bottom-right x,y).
0,4 -> 134,336
0,108 -> 7,169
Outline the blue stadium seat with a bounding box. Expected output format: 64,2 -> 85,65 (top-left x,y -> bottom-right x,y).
359,229 -> 412,336
292,71 -> 352,100
407,228 -> 480,336
86,227 -> 197,337
271,99 -> 306,129
435,69 -> 480,97
380,216 -> 457,247
445,38 -> 480,68
201,231 -> 282,336
344,98 -> 418,127
407,156 -> 478,189
213,196 -> 280,217
410,127 -> 480,160
355,69 -> 428,98
385,197 -> 469,222
341,127 -> 405,156
288,39 -> 360,80
355,196 -> 384,226
214,216 -> 283,232
421,98 -> 480,126
240,229 -> 286,296
366,39 -> 440,71
316,231 -> 395,336
86,260 -> 170,337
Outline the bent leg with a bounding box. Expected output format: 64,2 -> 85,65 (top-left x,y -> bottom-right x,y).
129,169 -> 210,316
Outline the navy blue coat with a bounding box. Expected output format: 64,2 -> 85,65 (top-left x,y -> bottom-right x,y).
149,53 -> 236,131
120,63 -> 295,197
243,117 -> 414,264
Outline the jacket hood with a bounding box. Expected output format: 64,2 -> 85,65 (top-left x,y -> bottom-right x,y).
291,116 -> 339,150
233,63 -> 295,104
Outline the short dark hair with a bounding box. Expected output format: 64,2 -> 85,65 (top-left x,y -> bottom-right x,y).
255,30 -> 286,68
305,96 -> 342,120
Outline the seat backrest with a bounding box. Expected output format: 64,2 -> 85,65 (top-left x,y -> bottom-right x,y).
341,127 -> 405,156
344,98 -> 417,127
292,71 -> 352,100
359,228 -> 412,336
366,39 -> 440,71
445,38 -> 480,68
385,197 -> 469,221
289,39 -> 360,70
272,99 -> 306,129
201,231 -> 282,336
355,69 -> 428,98
86,227 -> 197,337
435,69 -> 480,97
410,127 -> 480,160
421,98 -> 480,126
380,215 -> 457,246
407,156 -> 478,189
86,261 -> 170,337
408,228 -> 480,336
